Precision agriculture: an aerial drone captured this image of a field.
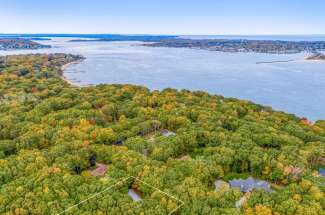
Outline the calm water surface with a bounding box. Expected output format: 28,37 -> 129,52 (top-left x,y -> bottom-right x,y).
0,38 -> 324,121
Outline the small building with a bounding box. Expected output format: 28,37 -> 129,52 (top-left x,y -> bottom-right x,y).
90,164 -> 107,177
320,168 -> 325,177
229,177 -> 271,192
300,118 -> 312,126
128,189 -> 142,202
161,129 -> 176,137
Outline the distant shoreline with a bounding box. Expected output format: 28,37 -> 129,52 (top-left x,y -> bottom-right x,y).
0,38 -> 50,50
256,60 -> 296,64
143,38 -> 325,55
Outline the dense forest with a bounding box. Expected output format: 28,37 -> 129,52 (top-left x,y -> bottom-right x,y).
0,54 -> 324,215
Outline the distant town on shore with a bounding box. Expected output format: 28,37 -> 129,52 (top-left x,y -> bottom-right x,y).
1,35 -> 325,58
143,38 -> 325,54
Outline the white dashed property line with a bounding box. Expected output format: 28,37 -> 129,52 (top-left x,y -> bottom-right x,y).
56,176 -> 131,215
131,176 -> 185,215
56,175 -> 184,215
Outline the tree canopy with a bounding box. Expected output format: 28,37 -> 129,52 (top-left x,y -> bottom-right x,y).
0,54 -> 324,214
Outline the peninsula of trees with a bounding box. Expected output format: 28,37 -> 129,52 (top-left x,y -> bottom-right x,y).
0,38 -> 50,50
0,54 -> 324,214
305,52 -> 325,60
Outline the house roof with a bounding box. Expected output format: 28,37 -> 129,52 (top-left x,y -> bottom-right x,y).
161,129 -> 176,137
229,177 -> 271,192
128,189 -> 142,202
90,163 -> 107,177
320,168 -> 325,177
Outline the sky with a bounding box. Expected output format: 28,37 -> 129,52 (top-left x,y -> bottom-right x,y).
1,0 -> 324,35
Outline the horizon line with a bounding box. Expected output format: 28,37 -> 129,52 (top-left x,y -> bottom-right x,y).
1,33 -> 325,36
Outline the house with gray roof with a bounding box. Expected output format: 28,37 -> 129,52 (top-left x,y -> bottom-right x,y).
128,189 -> 142,202
320,168 -> 325,177
161,129 -> 176,137
229,177 -> 271,192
